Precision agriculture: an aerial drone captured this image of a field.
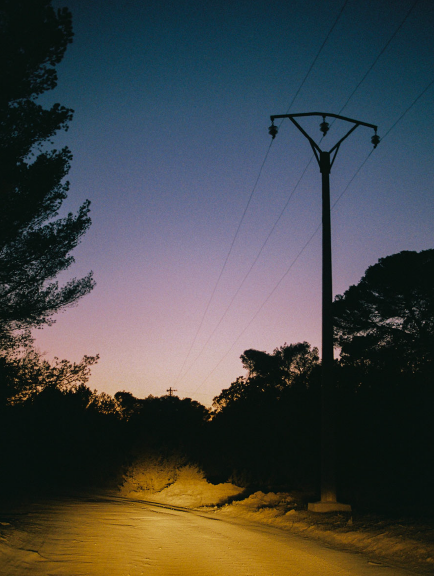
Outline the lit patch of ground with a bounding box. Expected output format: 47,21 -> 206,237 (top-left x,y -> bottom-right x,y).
119,454 -> 243,507
119,456 -> 434,573
123,469 -> 433,574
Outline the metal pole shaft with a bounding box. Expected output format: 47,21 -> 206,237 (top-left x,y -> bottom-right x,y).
320,151 -> 336,503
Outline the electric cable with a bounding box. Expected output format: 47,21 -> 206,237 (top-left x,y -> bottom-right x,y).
193,77 -> 434,396
186,3 -> 429,392
332,75 -> 434,208
282,0 -> 350,117
171,139 -> 274,387
192,223 -> 321,393
380,77 -> 434,140
189,0 -> 426,377
185,0 -> 420,387
173,0 -> 351,388
337,0 -> 420,116
176,156 -> 315,387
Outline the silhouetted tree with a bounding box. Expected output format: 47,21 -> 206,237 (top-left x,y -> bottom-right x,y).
332,250 -> 434,506
333,249 -> 434,373
0,348 -> 99,405
114,390 -> 144,420
210,343 -> 321,488
0,0 -> 94,351
120,393 -> 209,452
0,350 -> 126,493
214,342 -> 319,411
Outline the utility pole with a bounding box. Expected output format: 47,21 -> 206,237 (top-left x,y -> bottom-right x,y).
269,112 -> 379,512
166,387 -> 177,397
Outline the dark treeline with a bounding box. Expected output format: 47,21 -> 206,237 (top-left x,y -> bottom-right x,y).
0,248 -> 433,511
0,355 -> 209,494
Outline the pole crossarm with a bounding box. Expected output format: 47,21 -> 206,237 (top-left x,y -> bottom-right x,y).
269,112 -> 377,132
269,111 -> 379,169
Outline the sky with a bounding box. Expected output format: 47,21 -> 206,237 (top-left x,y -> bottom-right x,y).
34,0 -> 434,406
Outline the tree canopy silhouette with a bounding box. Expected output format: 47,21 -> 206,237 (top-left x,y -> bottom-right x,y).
0,348 -> 99,405
333,249 -> 434,372
213,342 -> 319,411
0,0 -> 94,350
209,342 -> 321,487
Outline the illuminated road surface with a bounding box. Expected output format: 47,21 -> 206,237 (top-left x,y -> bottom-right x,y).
0,495 -> 413,576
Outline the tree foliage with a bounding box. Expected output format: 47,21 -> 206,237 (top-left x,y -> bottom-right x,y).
208,342 -> 321,487
213,341 -> 319,411
0,348 -> 99,404
333,249 -> 434,371
114,391 -> 210,449
329,250 -> 434,504
0,0 -> 94,350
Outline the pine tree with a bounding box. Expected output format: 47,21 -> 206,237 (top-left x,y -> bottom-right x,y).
0,0 -> 94,350
333,249 -> 434,371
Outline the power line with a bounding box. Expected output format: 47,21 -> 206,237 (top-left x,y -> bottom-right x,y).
173,0 -> 351,389
185,0 -> 421,387
333,75 -> 434,208
177,156 -> 315,387
172,139 -> 274,387
337,0 -> 420,115
381,77 -> 434,140
193,223 -> 321,393
283,0 -> 350,116
194,0 -> 427,364
193,77 -> 434,395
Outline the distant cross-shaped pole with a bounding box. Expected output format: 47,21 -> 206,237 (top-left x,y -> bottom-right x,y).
166,387 -> 177,397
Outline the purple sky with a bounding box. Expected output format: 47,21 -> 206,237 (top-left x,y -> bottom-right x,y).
35,0 -> 434,406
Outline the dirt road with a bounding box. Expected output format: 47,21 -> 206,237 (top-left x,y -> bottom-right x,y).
0,494 -> 416,575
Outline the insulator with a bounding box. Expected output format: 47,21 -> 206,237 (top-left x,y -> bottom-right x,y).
269,123 -> 278,139
371,134 -> 380,148
320,119 -> 329,136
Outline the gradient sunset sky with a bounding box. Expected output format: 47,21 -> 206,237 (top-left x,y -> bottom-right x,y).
35,0 -> 434,406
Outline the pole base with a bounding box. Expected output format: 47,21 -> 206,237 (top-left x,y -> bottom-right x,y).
308,501 -> 352,513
